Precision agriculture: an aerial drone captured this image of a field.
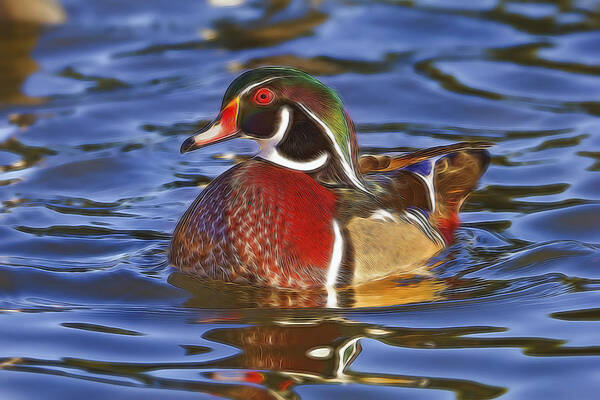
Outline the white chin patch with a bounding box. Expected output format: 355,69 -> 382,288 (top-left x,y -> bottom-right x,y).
257,105 -> 329,172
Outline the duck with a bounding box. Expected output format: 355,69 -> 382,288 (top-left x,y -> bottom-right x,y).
170,67 -> 489,291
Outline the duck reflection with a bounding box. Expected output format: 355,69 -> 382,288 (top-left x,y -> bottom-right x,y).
2,313 -> 514,399
195,319 -> 364,399
175,315 -> 506,400
206,319 -> 363,377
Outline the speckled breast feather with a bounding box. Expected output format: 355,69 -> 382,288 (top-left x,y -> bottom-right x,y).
170,160 -> 338,288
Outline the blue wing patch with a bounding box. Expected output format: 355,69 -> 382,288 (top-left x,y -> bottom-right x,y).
405,160 -> 432,176
402,155 -> 446,213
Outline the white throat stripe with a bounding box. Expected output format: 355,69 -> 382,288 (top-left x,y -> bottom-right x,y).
257,106 -> 329,171
296,103 -> 368,192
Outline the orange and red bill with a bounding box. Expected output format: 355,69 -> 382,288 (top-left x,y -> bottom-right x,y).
180,97 -> 240,153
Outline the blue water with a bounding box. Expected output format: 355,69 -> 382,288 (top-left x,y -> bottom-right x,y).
1,1 -> 599,399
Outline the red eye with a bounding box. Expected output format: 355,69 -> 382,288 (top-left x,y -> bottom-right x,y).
253,88 -> 274,105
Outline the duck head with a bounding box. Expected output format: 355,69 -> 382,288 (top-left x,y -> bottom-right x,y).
181,67 -> 366,190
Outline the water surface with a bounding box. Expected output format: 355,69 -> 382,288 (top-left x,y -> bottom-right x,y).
1,0 -> 600,399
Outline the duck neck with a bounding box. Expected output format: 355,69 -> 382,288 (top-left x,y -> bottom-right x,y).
256,104 -> 365,190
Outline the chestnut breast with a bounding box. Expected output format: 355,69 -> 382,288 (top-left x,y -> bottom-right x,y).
170,159 -> 338,288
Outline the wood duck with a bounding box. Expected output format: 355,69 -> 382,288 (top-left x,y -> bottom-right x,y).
170,67 -> 489,291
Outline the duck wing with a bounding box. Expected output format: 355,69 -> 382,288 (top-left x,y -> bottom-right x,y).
359,141 -> 492,174
361,141 -> 491,243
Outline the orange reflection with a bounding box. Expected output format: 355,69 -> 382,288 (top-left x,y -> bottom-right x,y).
0,0 -> 65,106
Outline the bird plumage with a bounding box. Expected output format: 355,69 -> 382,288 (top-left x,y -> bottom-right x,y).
170,67 -> 490,289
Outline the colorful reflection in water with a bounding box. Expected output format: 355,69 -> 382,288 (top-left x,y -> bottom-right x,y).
1,0 -> 599,398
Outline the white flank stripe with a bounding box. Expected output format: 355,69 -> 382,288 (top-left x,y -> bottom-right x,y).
296,103 -> 368,192
258,106 -> 329,171
326,285 -> 338,309
326,220 -> 344,308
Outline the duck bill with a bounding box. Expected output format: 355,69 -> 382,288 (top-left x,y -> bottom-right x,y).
180,97 -> 240,154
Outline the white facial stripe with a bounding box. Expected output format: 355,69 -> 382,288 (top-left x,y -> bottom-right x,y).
239,76 -> 282,96
257,106 -> 329,171
296,103 -> 368,192
267,105 -> 291,143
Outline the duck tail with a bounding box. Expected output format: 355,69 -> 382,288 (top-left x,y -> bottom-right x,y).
430,146 -> 490,243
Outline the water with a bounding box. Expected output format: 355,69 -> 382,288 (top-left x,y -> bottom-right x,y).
1,0 -> 599,398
